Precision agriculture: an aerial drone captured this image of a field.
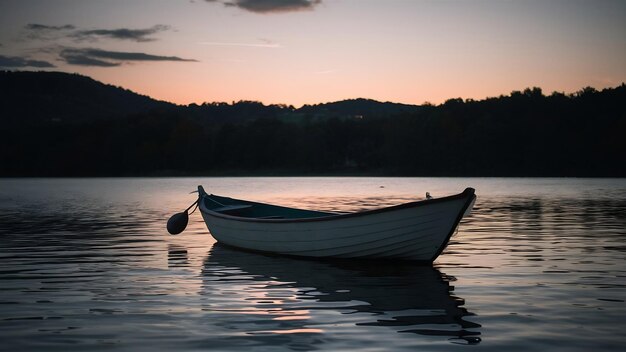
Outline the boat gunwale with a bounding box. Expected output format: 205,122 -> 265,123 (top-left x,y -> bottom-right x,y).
198,187 -> 475,224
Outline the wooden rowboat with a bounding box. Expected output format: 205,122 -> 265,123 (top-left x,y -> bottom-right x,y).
195,186 -> 476,263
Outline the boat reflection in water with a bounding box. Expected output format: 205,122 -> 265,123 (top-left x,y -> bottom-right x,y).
202,244 -> 481,347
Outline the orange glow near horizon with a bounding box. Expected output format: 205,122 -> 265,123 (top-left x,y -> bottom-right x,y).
85,64 -> 625,107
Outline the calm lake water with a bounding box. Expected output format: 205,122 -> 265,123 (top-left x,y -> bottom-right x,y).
1,177 -> 625,351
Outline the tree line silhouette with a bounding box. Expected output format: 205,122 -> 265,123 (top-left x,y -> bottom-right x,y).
1,71 -> 624,176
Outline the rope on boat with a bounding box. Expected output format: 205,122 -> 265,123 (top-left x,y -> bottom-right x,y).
184,199 -> 199,212
188,200 -> 199,215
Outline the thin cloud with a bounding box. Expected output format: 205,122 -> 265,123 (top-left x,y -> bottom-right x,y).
0,54 -> 55,68
313,69 -> 338,75
206,0 -> 322,14
23,24 -> 171,43
59,50 -> 120,67
199,41 -> 282,48
25,23 -> 76,31
79,48 -> 197,61
59,48 -> 198,67
24,23 -> 76,41
73,25 -> 171,42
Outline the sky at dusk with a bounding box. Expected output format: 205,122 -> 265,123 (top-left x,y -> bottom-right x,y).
1,0 -> 625,106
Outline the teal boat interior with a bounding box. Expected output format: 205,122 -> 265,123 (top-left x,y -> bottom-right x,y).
199,186 -> 336,220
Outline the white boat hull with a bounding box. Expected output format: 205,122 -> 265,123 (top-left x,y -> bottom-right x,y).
198,188 -> 475,262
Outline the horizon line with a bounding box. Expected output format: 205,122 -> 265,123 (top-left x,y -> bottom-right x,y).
2,69 -> 625,108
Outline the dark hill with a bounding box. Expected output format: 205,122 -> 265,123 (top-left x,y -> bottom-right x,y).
1,71 -> 422,126
185,99 -> 422,124
1,71 -> 624,177
298,98 -> 421,118
0,71 -> 176,126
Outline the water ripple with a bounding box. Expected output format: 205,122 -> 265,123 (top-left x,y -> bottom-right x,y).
0,177 -> 625,351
